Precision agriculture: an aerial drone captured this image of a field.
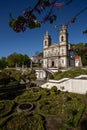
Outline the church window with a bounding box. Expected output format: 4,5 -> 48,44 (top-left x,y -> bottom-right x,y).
44,52 -> 46,57
52,48 -> 54,51
61,36 -> 64,42
52,61 -> 54,67
45,41 -> 47,46
45,60 -> 47,65
61,59 -> 64,64
58,52 -> 59,55
62,48 -> 64,54
48,51 -> 50,56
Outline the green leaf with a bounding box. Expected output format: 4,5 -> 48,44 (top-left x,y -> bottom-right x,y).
83,30 -> 87,34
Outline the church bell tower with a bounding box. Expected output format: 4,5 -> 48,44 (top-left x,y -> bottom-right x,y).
59,25 -> 68,45
43,31 -> 51,49
59,25 -> 69,68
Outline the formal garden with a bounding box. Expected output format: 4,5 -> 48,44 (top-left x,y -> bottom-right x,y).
0,85 -> 87,130
0,68 -> 87,130
0,0 -> 87,129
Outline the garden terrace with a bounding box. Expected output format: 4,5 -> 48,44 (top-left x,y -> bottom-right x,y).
54,68 -> 87,80
0,86 -> 87,130
15,88 -> 41,103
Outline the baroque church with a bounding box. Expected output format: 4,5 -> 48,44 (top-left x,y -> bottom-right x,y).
32,25 -> 82,79
43,25 -> 74,69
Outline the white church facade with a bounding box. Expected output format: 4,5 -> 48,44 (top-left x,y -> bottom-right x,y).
43,25 -> 74,69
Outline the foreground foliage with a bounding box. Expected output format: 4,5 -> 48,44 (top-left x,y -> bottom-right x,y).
38,91 -> 85,127
0,86 -> 86,130
1,113 -> 44,130
9,0 -> 73,32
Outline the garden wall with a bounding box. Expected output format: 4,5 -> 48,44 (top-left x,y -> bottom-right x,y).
41,77 -> 87,94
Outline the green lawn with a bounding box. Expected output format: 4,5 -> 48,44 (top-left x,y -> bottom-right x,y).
54,68 -> 87,80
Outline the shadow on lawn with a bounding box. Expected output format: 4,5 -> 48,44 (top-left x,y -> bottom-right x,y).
80,118 -> 87,130
0,84 -> 26,100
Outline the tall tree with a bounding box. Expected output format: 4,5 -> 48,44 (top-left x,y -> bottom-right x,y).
22,54 -> 31,67
83,30 -> 87,34
0,57 -> 7,69
7,53 -> 30,67
72,43 -> 87,66
7,52 -> 20,67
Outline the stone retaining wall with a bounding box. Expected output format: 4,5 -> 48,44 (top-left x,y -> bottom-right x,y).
41,75 -> 87,94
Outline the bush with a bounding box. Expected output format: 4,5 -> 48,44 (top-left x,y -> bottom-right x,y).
73,104 -> 85,127
51,86 -> 57,92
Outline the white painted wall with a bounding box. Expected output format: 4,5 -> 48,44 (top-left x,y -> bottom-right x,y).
43,59 -> 48,68
59,79 -> 87,94
41,77 -> 87,94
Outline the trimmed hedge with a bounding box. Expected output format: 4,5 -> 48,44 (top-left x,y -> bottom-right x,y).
0,100 -> 15,118
37,97 -> 61,115
1,113 -> 45,130
73,104 -> 86,127
15,89 -> 41,103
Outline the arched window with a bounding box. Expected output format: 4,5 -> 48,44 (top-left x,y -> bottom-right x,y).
61,59 -> 64,64
45,41 -> 47,46
52,61 -> 54,67
61,36 -> 64,42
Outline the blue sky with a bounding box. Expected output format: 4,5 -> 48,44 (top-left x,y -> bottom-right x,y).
0,0 -> 87,58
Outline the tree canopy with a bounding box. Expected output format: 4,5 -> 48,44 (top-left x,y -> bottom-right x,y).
0,53 -> 31,69
9,0 -> 73,32
9,0 -> 87,34
72,43 -> 87,66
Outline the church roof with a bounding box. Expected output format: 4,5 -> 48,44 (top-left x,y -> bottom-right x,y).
75,55 -> 81,60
